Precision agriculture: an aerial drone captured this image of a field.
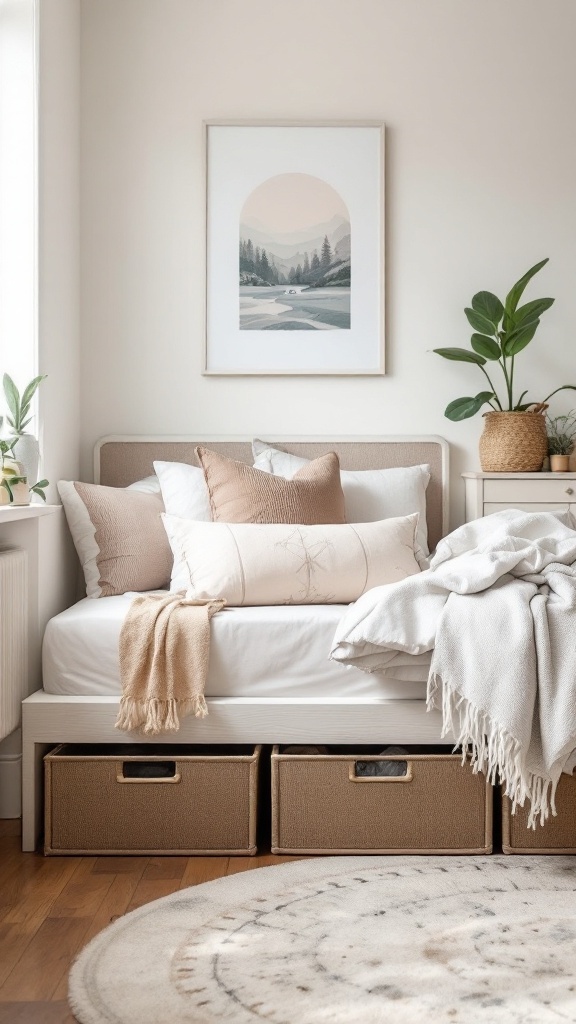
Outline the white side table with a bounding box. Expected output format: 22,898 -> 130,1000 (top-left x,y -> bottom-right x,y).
463,472 -> 576,522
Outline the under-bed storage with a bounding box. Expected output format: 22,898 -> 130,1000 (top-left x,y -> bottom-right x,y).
502,774 -> 576,854
44,744 -> 261,856
271,747 -> 492,855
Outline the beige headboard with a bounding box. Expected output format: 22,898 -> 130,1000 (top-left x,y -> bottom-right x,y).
96,435 -> 449,549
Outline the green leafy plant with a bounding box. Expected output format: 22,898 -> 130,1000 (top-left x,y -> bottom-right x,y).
1,374 -> 49,501
3,372 -> 47,434
30,478 -> 49,501
546,412 -> 576,456
433,259 -> 576,420
0,439 -> 26,503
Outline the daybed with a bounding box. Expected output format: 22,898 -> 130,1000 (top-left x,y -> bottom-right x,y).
21,434 -> 450,851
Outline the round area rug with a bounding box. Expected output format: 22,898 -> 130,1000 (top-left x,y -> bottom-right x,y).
69,856 -> 576,1024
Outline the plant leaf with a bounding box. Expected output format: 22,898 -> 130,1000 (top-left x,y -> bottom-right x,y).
513,390 -> 529,410
20,374 -> 47,412
31,486 -> 46,502
503,320 -> 539,356
471,291 -> 504,327
18,418 -> 32,431
433,347 -> 487,365
1,477 -> 14,502
464,307 -> 497,336
2,374 -> 20,422
445,392 -> 494,421
33,479 -> 49,489
513,297 -> 554,327
504,258 -> 549,317
470,333 -> 501,360
542,385 -> 576,404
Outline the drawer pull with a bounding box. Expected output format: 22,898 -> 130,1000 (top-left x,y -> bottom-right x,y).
566,488 -> 574,496
350,760 -> 413,783
117,760 -> 181,784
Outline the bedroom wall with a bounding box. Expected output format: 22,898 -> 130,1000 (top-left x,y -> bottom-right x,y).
39,0 -> 81,494
79,0 -> 576,525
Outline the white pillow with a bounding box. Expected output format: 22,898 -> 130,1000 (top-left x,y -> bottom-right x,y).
161,513 -> 421,606
153,461 -> 213,590
126,474 -> 161,494
252,440 -> 431,563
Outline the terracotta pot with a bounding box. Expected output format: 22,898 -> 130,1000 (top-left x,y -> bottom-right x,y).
479,409 -> 548,473
550,454 -> 570,472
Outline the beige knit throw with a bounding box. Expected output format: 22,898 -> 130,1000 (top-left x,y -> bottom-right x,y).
116,592 -> 226,736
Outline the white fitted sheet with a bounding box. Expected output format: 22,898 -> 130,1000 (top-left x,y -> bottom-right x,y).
42,594 -> 430,700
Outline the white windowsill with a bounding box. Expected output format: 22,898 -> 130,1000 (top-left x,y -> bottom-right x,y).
0,504 -> 61,523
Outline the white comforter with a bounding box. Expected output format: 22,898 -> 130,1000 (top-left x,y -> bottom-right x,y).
331,509 -> 576,827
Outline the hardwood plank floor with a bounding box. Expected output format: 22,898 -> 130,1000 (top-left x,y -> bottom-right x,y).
0,822 -> 300,1023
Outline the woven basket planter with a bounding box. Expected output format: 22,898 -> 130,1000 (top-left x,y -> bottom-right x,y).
479,409 -> 548,472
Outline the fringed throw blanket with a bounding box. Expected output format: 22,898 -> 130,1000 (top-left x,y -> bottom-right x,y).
331,509 -> 576,828
116,592 -> 225,736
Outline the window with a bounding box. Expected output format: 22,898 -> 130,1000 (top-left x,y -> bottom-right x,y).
0,0 -> 37,416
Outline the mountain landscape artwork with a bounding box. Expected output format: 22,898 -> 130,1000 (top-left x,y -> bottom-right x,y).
239,173 -> 351,331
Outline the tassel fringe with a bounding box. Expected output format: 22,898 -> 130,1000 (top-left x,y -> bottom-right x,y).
115,695 -> 208,737
428,672 -> 558,830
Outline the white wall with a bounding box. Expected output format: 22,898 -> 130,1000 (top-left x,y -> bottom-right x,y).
39,0 -> 81,495
79,0 -> 576,525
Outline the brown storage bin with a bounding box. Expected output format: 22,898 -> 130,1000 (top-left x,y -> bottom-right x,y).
271,747 -> 492,855
44,743 -> 261,855
502,774 -> 576,854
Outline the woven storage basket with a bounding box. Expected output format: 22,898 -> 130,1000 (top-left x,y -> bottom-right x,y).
479,409 -> 548,472
44,744 -> 261,855
502,774 -> 576,854
271,748 -> 492,855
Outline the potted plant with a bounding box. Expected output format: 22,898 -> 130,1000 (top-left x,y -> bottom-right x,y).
0,437 -> 29,506
546,412 -> 576,472
433,259 -> 576,471
3,372 -> 47,487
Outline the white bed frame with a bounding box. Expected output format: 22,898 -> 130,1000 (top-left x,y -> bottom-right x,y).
22,434 -> 450,851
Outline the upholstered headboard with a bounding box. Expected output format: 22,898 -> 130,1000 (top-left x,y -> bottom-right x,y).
95,435 -> 449,550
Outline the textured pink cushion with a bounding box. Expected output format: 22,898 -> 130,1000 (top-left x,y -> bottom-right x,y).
196,447 -> 346,525
58,480 -> 172,597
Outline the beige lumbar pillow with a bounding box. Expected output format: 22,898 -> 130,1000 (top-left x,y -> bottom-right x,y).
195,447 -> 346,525
58,480 -> 173,598
162,513 -> 421,605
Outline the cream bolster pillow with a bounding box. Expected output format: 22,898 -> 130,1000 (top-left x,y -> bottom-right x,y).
162,513 -> 421,606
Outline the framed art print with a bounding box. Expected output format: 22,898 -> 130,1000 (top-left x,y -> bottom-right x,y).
203,121 -> 385,375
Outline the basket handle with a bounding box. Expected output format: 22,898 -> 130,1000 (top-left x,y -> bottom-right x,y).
349,760 -> 413,783
116,760 -> 181,784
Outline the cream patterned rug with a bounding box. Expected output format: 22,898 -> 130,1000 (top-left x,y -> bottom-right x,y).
69,856 -> 576,1024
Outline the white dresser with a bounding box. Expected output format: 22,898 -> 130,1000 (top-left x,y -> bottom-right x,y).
463,472 -> 576,522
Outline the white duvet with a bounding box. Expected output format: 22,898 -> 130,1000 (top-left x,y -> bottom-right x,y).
331,508 -> 576,827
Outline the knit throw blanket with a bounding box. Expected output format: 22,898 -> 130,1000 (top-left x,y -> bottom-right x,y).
116,592 -> 225,736
331,509 -> 576,829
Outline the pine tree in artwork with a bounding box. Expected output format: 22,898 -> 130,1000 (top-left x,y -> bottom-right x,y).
321,235 -> 332,270
311,250 -> 320,274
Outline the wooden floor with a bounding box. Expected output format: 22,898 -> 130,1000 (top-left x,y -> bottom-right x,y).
0,820 -> 299,1024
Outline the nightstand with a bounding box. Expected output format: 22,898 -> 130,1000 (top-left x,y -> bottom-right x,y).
463,472 -> 576,522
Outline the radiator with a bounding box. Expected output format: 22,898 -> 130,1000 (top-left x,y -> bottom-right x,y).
0,549 -> 27,741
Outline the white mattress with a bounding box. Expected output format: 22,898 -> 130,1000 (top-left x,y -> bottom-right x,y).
42,594 -> 430,700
